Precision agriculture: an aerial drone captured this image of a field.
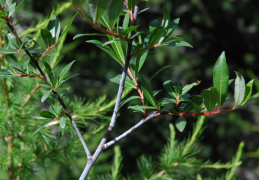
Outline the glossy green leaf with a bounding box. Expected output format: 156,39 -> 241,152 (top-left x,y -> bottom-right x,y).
137,49 -> 148,72
122,25 -> 139,35
128,0 -> 136,12
149,20 -> 160,32
58,60 -> 76,86
234,72 -> 246,107
7,33 -> 20,49
149,65 -> 171,82
122,11 -> 130,30
163,80 -> 182,99
48,15 -> 61,42
41,90 -> 51,103
165,18 -> 180,38
60,117 -> 66,128
241,80 -> 254,105
162,40 -> 192,48
102,39 -> 120,46
128,105 -> 155,113
107,37 -> 125,63
88,0 -> 109,23
8,2 -> 16,17
5,54 -> 21,70
33,120 -> 54,135
43,61 -> 55,87
162,34 -> 192,44
108,0 -> 124,29
182,81 -> 201,95
0,48 -> 18,54
58,13 -> 77,43
40,110 -> 56,119
73,33 -> 111,39
148,27 -> 163,45
141,77 -> 156,107
86,40 -> 123,66
175,117 -> 186,132
110,74 -> 136,88
159,7 -> 170,42
213,51 -> 229,106
0,71 -> 13,79
119,96 -> 140,109
201,87 -> 219,112
99,11 -> 110,29
41,29 -> 53,47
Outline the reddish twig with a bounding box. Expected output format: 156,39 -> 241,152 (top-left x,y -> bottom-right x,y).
36,43 -> 57,61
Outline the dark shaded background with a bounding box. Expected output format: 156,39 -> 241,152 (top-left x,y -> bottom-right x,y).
17,0 -> 259,179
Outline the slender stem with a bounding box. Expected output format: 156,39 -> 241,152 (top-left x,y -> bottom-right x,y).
80,3 -> 141,179
104,112 -> 161,149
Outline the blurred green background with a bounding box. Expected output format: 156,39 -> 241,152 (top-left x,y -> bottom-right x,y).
15,0 -> 259,179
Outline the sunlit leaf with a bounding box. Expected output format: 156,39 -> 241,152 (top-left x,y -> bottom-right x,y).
175,116 -> 186,132
201,87 -> 218,112
41,29 -> 53,47
108,0 -> 124,29
60,117 -> 66,128
234,72 -> 245,107
58,60 -> 76,86
213,51 -> 229,106
241,80 -> 254,105
110,74 -> 136,88
141,77 -> 156,107
48,15 -> 61,42
88,0 -> 109,23
182,81 -> 201,95
41,90 -> 51,103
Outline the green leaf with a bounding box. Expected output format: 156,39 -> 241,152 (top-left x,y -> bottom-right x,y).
122,25 -> 139,35
99,11 -> 110,29
201,87 -> 219,112
213,51 -> 229,106
119,96 -> 140,109
58,13 -> 77,43
33,120 -> 54,135
0,48 -> 18,54
73,33 -> 111,39
48,15 -> 61,42
163,80 -> 182,99
148,27 -> 163,45
175,117 -> 186,132
136,49 -> 148,72
86,40 -> 123,66
40,110 -> 56,119
5,54 -> 21,70
109,37 -> 125,64
128,0 -> 136,12
159,7 -> 170,42
149,65 -> 171,82
128,105 -> 155,113
41,90 -> 51,103
58,74 -> 78,87
7,33 -> 20,49
182,81 -> 201,95
162,34 -> 192,44
234,72 -> 246,107
0,71 -> 13,79
41,29 -> 53,47
162,40 -> 192,48
88,0 -> 109,23
149,20 -> 160,32
8,2 -> 16,17
165,18 -> 180,38
108,0 -> 124,29
141,77 -> 156,107
110,74 -> 136,88
241,80 -> 254,105
122,11 -> 130,30
60,117 -> 66,128
43,61 -> 55,87
58,60 -> 76,86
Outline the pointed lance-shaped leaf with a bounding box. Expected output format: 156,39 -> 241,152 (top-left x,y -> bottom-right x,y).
163,80 -> 178,99
213,51 -> 229,106
41,29 -> 53,47
108,0 -> 124,29
48,15 -> 61,42
241,79 -> 254,105
60,117 -> 66,128
39,110 -> 56,119
33,120 -> 54,135
57,13 -> 77,43
149,20 -> 160,32
234,72 -> 246,107
108,37 -> 125,63
86,40 -> 123,66
141,77 -> 156,107
175,116 -> 187,132
201,87 -> 219,112
7,33 -> 20,49
43,61 -> 55,87
57,60 -> 76,86
165,18 -> 180,39
41,90 -> 51,103
5,54 -> 22,70
148,27 -> 163,45
110,74 -> 136,89
88,0 -> 109,24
